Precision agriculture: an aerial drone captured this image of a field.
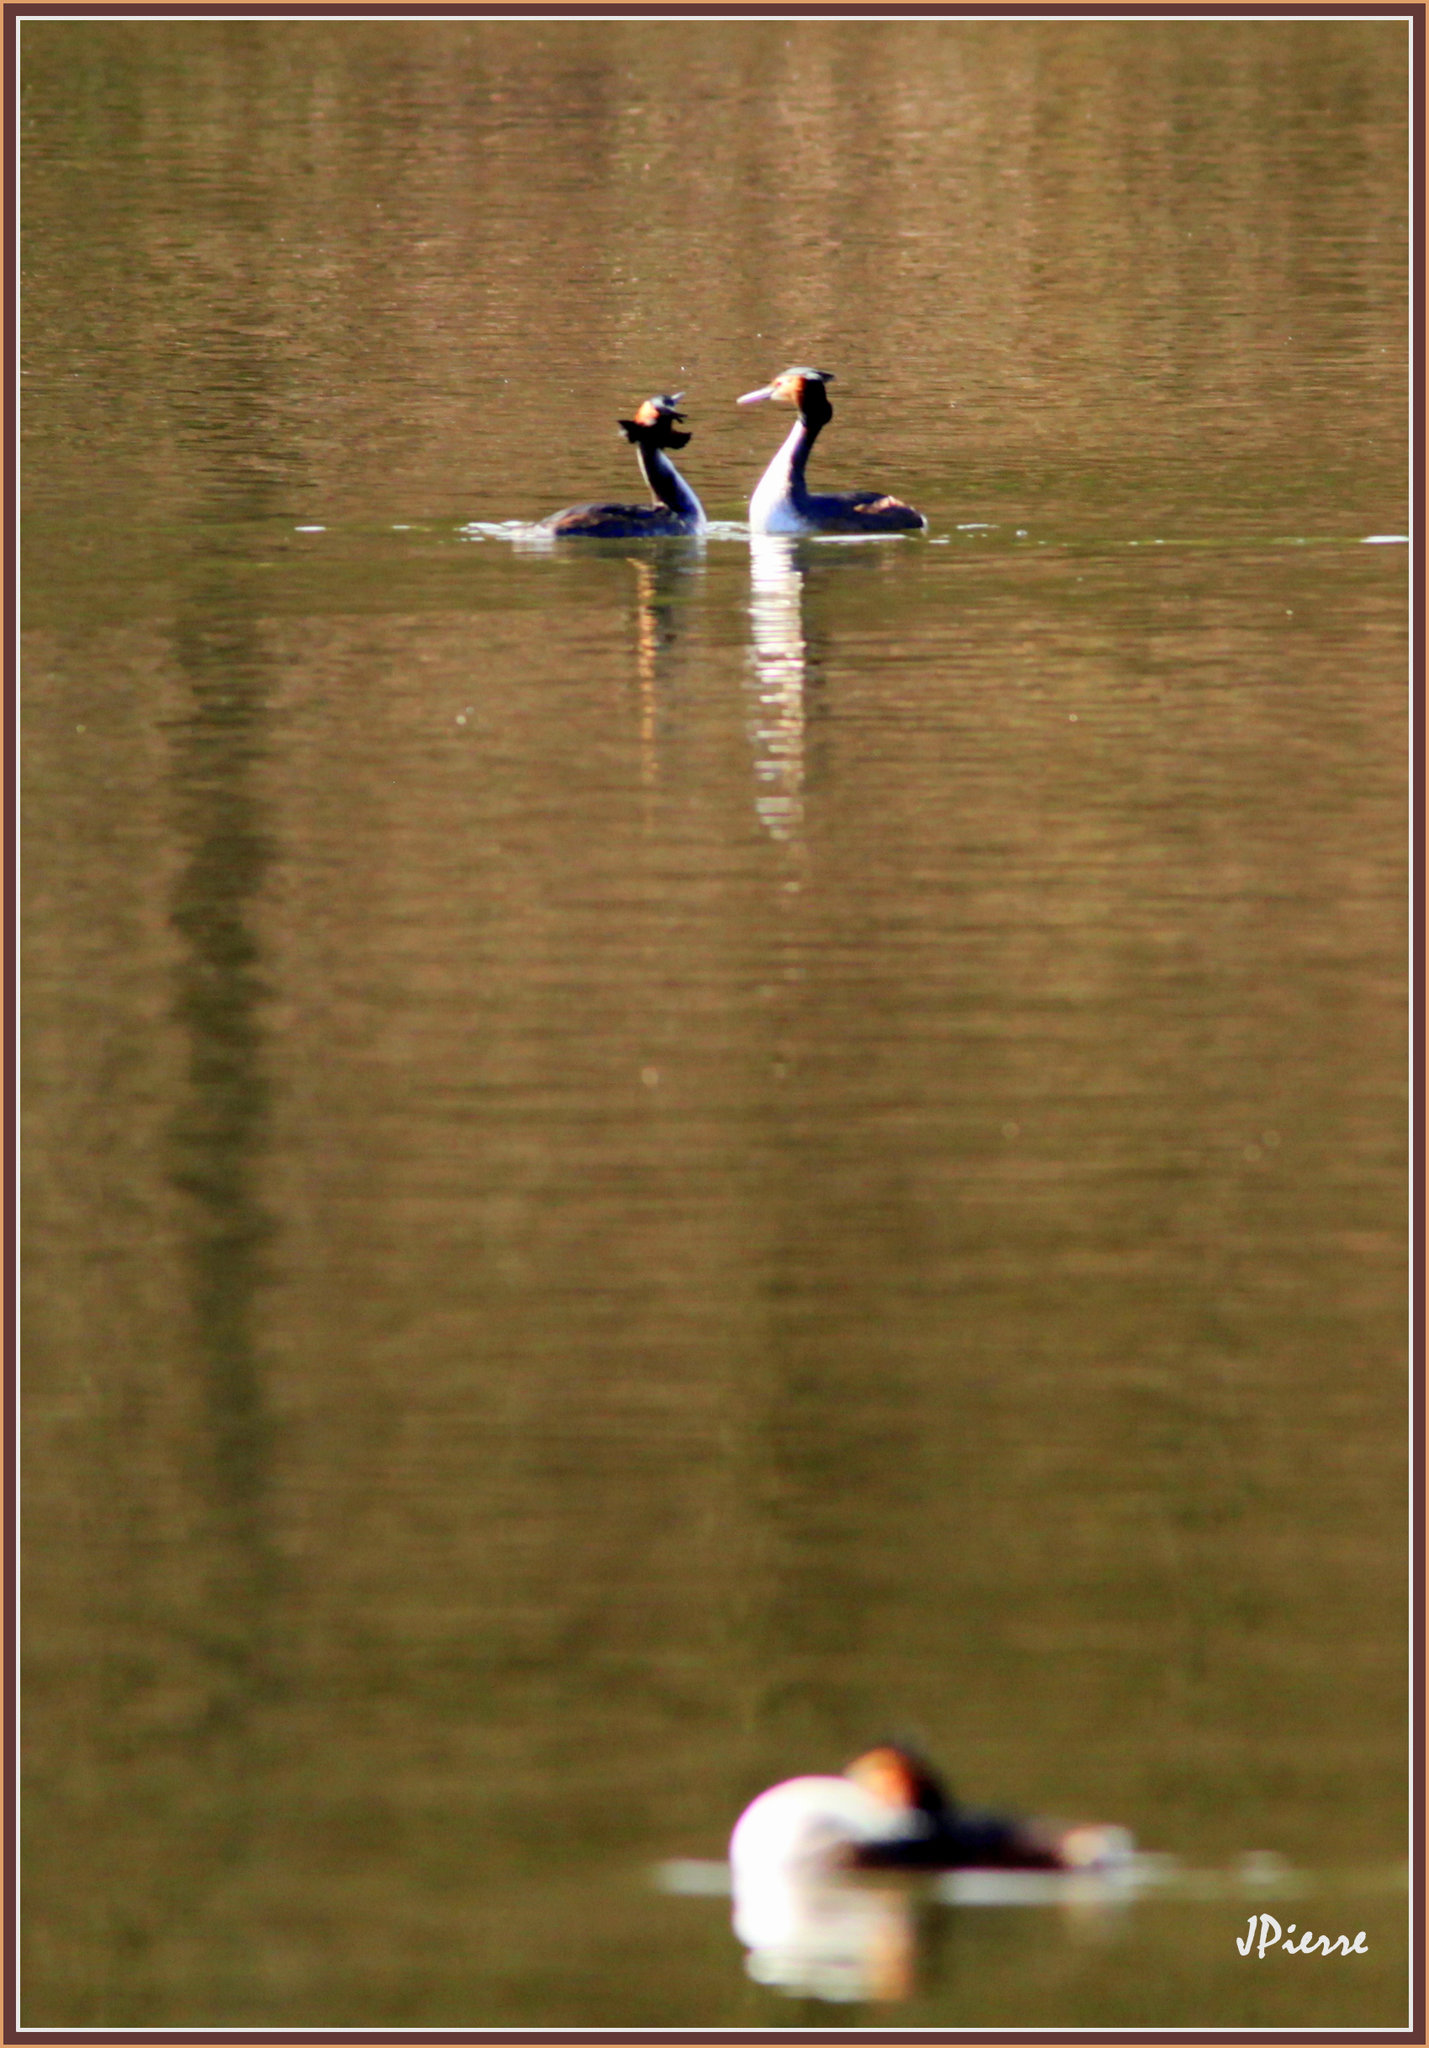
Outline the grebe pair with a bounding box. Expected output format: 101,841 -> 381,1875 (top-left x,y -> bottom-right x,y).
544,371 -> 926,539
731,1745 -> 1134,1879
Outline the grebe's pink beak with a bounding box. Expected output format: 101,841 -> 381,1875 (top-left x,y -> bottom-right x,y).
737,384 -> 776,404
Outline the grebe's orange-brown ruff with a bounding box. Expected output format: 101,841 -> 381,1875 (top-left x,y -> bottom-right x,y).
737,369 -> 926,535
545,393 -> 706,538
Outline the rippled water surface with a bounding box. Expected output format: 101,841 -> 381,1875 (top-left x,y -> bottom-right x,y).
19,16 -> 1410,2029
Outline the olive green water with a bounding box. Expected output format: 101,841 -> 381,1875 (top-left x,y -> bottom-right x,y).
19,16 -> 1410,2030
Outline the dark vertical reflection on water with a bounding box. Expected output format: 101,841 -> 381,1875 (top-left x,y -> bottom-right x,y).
167,585 -> 278,1715
158,142 -> 298,1701
107,565 -> 282,2022
87,266 -> 295,2008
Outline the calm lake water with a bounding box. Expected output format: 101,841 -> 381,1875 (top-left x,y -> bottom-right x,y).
19,15 -> 1410,2030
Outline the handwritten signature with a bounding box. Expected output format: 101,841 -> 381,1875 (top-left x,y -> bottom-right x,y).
1238,1914 -> 1367,1958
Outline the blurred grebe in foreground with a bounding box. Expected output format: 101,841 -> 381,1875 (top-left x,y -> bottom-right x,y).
737,369 -> 926,535
544,393 -> 706,538
730,1745 -> 1134,1878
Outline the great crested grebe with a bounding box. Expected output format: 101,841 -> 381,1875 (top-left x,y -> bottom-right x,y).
544,393 -> 706,538
737,369 -> 927,536
730,1745 -> 1134,1878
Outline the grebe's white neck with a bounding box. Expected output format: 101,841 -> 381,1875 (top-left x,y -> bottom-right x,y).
749,414 -> 822,535
638,442 -> 707,531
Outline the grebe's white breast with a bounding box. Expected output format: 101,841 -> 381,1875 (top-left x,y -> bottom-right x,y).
747,421 -> 817,536
729,1772 -> 927,2002
730,1773 -> 924,1879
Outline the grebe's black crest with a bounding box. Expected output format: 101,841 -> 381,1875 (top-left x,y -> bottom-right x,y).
619,393 -> 692,452
738,366 -> 926,536
545,392 -> 706,539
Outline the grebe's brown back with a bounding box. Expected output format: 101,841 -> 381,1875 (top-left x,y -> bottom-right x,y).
737,368 -> 925,536
545,393 -> 706,538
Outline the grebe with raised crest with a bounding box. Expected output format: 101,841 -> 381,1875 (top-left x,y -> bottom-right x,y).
544,393 -> 707,538
730,1745 -> 1134,1878
737,369 -> 926,536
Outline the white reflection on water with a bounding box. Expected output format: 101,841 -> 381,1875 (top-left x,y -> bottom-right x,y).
655,1851 -> 1332,2005
733,1865 -> 919,2004
459,518 -> 713,552
745,534 -> 808,842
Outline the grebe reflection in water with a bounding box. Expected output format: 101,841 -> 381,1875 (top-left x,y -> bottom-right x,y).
746,535 -> 810,841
